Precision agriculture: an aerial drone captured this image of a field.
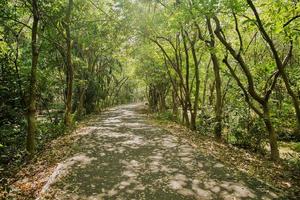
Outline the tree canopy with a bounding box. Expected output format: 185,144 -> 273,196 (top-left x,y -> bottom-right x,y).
1,0 -> 300,197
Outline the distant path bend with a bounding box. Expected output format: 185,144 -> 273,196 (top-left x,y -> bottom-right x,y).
38,103 -> 280,200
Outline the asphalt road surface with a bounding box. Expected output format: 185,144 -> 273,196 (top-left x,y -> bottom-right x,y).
37,103 -> 280,200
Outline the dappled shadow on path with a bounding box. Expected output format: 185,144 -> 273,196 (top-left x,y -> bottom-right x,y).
38,104 -> 281,200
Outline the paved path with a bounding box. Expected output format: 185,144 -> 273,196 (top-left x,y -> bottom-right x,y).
38,104 -> 280,200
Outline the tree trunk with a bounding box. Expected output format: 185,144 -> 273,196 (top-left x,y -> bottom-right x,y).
14,33 -> 25,107
64,0 -> 74,126
280,72 -> 300,139
263,104 -> 279,161
77,84 -> 85,117
209,81 -> 215,106
172,88 -> 179,117
214,15 -> 280,160
246,0 -> 300,139
26,0 -> 39,156
149,84 -> 159,112
212,54 -> 222,141
190,113 -> 196,130
207,17 -> 222,141
187,31 -> 201,131
180,85 -> 190,127
182,106 -> 190,127
159,90 -> 167,112
182,29 -> 193,129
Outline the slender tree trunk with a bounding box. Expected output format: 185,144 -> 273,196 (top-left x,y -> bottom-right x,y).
212,54 -> 222,140
182,29 -> 193,129
77,85 -> 85,117
182,106 -> 190,127
180,87 -> 190,126
149,84 -> 159,112
262,104 -> 279,161
159,90 -> 167,112
190,113 -> 196,130
214,15 -> 280,160
64,0 -> 74,126
280,72 -> 300,139
13,34 -> 25,107
201,60 -> 210,115
246,0 -> 300,139
207,17 -> 222,141
209,81 -> 215,106
191,49 -> 200,131
172,88 -> 179,117
26,0 -> 39,156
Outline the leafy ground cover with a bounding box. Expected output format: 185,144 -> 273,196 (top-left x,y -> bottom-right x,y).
0,114 -> 98,200
150,117 -> 300,199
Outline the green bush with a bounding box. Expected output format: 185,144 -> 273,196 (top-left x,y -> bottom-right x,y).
155,110 -> 178,122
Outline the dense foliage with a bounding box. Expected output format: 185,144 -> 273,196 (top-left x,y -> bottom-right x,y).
0,0 -> 139,180
130,0 -> 300,161
1,0 -> 300,191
